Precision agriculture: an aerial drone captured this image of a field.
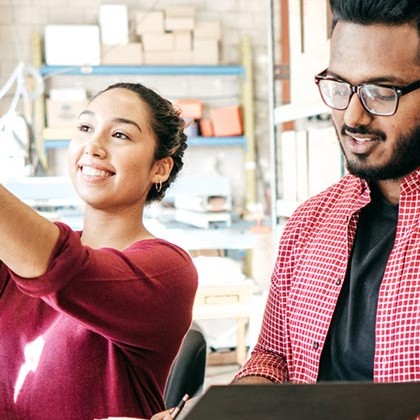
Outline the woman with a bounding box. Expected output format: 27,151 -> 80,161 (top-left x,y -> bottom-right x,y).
0,82 -> 198,419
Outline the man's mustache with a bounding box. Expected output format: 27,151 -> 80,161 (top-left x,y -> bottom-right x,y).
341,124 -> 386,141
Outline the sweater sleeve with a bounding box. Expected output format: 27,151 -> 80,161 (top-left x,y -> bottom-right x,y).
11,222 -> 198,350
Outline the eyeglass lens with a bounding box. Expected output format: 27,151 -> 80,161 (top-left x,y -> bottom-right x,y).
318,79 -> 398,115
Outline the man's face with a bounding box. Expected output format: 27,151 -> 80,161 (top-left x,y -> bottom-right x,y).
328,22 -> 420,181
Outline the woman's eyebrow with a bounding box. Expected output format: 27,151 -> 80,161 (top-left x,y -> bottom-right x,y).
77,111 -> 143,133
113,117 -> 143,133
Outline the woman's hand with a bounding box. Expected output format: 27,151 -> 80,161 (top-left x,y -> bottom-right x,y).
94,417 -> 147,420
94,394 -> 194,420
93,409 -> 174,420
150,409 -> 173,420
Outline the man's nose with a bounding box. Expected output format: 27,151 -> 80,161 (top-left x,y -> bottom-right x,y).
343,93 -> 373,128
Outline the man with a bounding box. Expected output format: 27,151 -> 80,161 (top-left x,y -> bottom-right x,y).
234,0 -> 420,384
148,0 -> 420,418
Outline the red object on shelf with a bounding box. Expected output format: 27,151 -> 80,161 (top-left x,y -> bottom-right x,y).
210,105 -> 243,137
199,118 -> 214,137
176,99 -> 203,119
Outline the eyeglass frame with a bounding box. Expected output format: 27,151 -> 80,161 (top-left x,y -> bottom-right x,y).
314,69 -> 420,116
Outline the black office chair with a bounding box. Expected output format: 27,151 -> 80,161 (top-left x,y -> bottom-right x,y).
164,323 -> 207,408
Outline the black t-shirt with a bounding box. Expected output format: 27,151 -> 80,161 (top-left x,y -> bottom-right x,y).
317,186 -> 398,381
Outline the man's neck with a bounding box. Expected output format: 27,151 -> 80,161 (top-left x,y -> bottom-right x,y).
375,179 -> 401,205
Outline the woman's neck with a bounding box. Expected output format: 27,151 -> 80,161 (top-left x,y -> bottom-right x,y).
80,206 -> 154,250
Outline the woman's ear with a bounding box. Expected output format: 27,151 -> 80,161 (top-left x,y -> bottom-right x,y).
152,156 -> 174,184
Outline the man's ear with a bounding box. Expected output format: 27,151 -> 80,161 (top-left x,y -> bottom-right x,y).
152,156 -> 174,184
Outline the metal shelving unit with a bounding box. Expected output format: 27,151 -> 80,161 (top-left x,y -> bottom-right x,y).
38,63 -> 250,151
268,0 -> 333,238
43,136 -> 247,150
39,64 -> 245,77
39,63 -> 247,150
34,35 -> 256,209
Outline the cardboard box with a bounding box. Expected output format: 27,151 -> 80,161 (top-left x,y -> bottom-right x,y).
49,87 -> 87,101
193,38 -> 219,64
210,106 -> 243,137
142,33 -> 174,51
101,43 -> 143,65
172,50 -> 193,64
164,6 -> 195,18
165,17 -> 194,31
99,4 -> 128,45
46,99 -> 86,128
43,127 -> 74,140
194,21 -> 222,40
135,11 -> 164,34
44,25 -> 100,65
194,282 -> 254,306
174,31 -> 192,50
143,51 -> 173,65
176,99 -> 203,119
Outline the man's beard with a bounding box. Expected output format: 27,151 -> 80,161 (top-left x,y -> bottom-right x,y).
338,123 -> 420,182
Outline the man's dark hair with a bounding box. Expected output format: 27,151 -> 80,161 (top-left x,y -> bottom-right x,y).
330,0 -> 420,33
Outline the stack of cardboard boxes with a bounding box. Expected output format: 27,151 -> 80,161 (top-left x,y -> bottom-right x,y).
44,5 -> 222,67
44,88 -> 88,140
100,4 -> 143,65
135,6 -> 221,65
43,5 -> 234,137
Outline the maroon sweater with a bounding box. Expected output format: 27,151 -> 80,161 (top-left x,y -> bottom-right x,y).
0,222 -> 198,420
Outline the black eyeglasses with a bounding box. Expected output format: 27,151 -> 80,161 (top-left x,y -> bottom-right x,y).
314,69 -> 420,116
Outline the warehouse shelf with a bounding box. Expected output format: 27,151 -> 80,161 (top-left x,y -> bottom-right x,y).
34,35 -> 256,208
44,136 -> 247,150
39,64 -> 245,77
188,136 -> 246,146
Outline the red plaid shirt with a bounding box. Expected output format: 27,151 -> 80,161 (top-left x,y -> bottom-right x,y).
236,169 -> 420,383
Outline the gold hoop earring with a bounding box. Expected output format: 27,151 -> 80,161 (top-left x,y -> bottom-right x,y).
156,181 -> 162,193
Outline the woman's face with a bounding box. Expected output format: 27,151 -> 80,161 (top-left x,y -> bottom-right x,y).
68,87 -> 172,212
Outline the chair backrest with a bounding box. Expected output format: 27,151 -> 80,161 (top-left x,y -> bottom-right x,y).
164,324 -> 207,408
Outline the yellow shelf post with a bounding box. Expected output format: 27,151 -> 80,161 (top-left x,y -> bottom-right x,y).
240,35 -> 257,211
32,31 -> 48,171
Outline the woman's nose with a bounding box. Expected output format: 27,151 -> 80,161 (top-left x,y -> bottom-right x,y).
83,134 -> 107,158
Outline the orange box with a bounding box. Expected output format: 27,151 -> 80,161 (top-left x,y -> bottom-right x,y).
176,99 -> 203,119
199,118 -> 214,137
210,106 -> 243,137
